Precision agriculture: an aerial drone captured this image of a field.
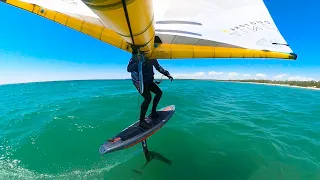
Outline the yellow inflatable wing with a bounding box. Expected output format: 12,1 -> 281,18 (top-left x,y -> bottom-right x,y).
0,0 -> 133,53
0,0 -> 297,60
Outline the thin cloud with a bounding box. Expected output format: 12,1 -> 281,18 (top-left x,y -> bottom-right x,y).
243,74 -> 251,77
274,74 -> 287,79
195,72 -> 205,76
171,72 -> 205,79
256,73 -> 266,78
208,71 -> 223,76
228,72 -> 239,77
169,73 -> 187,78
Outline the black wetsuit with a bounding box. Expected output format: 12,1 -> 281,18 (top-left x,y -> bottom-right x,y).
127,58 -> 171,122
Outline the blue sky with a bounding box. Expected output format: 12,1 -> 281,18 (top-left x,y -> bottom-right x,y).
0,0 -> 319,84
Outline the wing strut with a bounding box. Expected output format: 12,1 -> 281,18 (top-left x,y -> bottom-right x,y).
121,0 -> 135,46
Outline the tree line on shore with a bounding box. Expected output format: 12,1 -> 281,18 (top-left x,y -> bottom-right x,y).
227,79 -> 320,88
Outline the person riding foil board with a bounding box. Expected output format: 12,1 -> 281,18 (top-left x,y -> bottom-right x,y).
127,51 -> 173,129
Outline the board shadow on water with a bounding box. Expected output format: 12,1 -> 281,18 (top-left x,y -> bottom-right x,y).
105,129 -> 261,180
155,149 -> 259,180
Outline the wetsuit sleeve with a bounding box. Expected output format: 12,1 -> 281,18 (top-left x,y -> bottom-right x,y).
153,59 -> 170,76
127,58 -> 138,72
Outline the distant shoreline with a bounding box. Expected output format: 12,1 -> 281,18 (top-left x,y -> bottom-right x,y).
219,80 -> 320,91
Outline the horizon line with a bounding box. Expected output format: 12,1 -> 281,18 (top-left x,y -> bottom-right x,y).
1,78 -> 320,86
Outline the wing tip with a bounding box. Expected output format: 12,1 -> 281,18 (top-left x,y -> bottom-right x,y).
290,53 -> 298,60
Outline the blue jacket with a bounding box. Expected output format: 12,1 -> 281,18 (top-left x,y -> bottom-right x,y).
127,58 -> 170,86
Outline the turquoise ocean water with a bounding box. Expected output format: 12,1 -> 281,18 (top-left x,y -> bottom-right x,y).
0,80 -> 320,180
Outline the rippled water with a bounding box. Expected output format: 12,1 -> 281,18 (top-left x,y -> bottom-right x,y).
0,80 -> 319,179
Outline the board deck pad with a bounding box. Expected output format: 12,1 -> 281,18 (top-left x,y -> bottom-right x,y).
99,105 -> 175,155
